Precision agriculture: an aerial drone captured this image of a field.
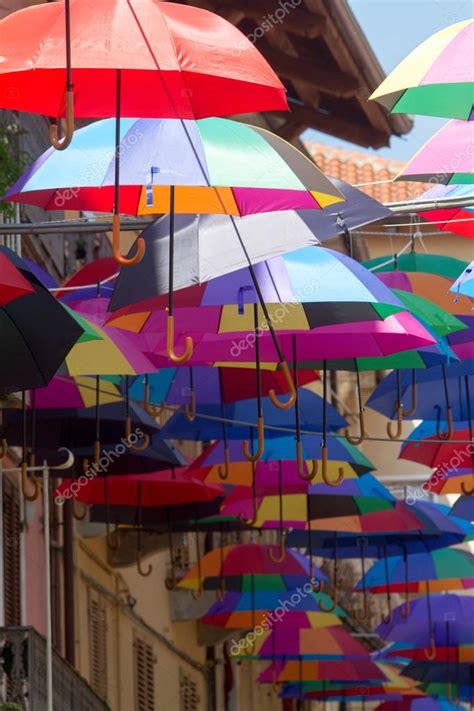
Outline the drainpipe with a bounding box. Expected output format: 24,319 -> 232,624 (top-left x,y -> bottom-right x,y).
63,499 -> 75,666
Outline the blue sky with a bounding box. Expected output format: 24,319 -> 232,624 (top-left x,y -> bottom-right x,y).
303,0 -> 473,161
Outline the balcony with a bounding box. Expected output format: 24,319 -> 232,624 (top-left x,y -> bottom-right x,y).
0,626 -> 108,711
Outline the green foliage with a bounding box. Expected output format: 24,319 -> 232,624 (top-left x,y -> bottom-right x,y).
0,121 -> 30,219
0,704 -> 23,710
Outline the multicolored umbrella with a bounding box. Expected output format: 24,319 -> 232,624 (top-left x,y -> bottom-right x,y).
0,247 -> 83,395
396,119 -> 473,184
369,19 -> 474,119
355,548 -> 474,595
177,544 -> 326,597
450,261 -> 474,298
375,699 -> 459,710
420,183 -> 474,240
56,258 -> 118,303
259,657 -> 387,683
0,0 -> 287,264
399,420 -> 472,468
0,251 -> 34,306
364,253 -> 468,281
426,468 -> 473,496
26,376 -> 123,409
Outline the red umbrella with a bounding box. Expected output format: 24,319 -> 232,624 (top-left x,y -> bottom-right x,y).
0,0 -> 287,264
0,252 -> 34,306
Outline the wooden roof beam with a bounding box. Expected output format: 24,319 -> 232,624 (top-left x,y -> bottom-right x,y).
218,0 -> 326,38
276,107 -> 389,148
260,46 -> 361,97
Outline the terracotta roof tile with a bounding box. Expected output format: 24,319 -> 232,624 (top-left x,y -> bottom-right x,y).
305,141 -> 426,204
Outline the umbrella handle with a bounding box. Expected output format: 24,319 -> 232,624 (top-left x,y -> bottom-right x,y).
437,406 -> 453,440
0,438 -> 7,459
112,215 -> 145,267
191,586 -> 203,600
243,416 -> 264,463
386,405 -> 403,439
268,530 -> 287,563
355,591 -> 370,622
106,522 -> 118,551
217,446 -> 230,480
381,595 -> 392,624
319,585 -> 338,613
72,499 -> 88,521
137,547 -> 152,578
167,315 -> 193,364
143,382 -> 165,417
184,391 -> 196,423
268,361 -> 296,410
296,441 -> 317,481
344,408 -> 366,445
49,90 -> 74,150
164,569 -> 176,591
461,480 -> 474,496
21,461 -> 40,501
215,579 -> 226,602
402,371 -> 417,417
424,635 -> 436,660
125,415 -> 150,451
321,446 -> 344,487
272,681 -> 282,693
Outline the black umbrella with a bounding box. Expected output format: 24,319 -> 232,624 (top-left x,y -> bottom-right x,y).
0,247 -> 83,395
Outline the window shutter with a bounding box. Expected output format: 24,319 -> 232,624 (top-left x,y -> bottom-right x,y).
2,478 -> 21,626
179,670 -> 200,711
134,635 -> 156,711
88,588 -> 108,701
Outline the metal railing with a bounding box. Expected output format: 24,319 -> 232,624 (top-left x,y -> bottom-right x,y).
0,626 -> 109,711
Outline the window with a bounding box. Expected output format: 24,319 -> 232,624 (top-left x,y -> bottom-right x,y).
88,588 -> 108,701
3,478 -> 21,626
180,670 -> 199,711
134,634 -> 156,711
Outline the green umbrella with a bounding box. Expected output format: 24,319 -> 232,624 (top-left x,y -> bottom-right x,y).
364,253 -> 468,280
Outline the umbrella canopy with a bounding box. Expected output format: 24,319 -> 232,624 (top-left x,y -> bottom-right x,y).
367,361 -> 474,421
355,548 -> 474,594
376,272 -> 473,317
56,470 -> 223,507
259,658 -> 386,683
376,594 -> 474,647
0,0 -> 287,119
449,496 -> 474,521
0,247 -> 84,394
364,253 -> 468,281
451,261 -> 474,298
375,699 -> 459,710
127,366 -> 318,406
0,251 -> 34,306
399,421 -> 472,468
426,468 -> 473,496
396,119 -> 474,184
27,375 -> 123,409
89,498 -> 223,529
232,624 -> 370,660
56,258 -> 118,304
109,245 -> 405,323
4,118 -> 343,216
420,183 -> 474,240
177,544 -> 326,593
369,19 -> 474,120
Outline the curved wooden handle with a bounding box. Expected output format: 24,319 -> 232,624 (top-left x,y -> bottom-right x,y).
21,461 -> 40,501
268,361 -> 296,410
321,446 -> 344,487
217,446 -> 231,480
386,405 -> 403,440
167,315 -> 193,364
268,530 -> 287,563
296,441 -> 318,481
402,372 -> 417,417
143,383 -> 165,417
106,523 -> 118,551
381,596 -> 392,624
424,635 -> 436,660
72,499 -> 87,521
243,416 -> 264,463
355,593 -> 370,622
112,214 -> 145,267
461,480 -> 474,496
184,391 -> 196,423
137,549 -> 152,577
216,580 -> 226,602
344,410 -> 365,445
319,586 -> 338,612
400,595 -> 411,619
437,406 -> 453,440
49,90 -> 74,150
93,439 -> 101,466
125,415 -> 150,451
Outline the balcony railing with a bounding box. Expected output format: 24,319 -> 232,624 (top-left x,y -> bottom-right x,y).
0,626 -> 109,711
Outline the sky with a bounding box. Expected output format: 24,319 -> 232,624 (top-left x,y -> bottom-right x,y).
303,0 -> 473,162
